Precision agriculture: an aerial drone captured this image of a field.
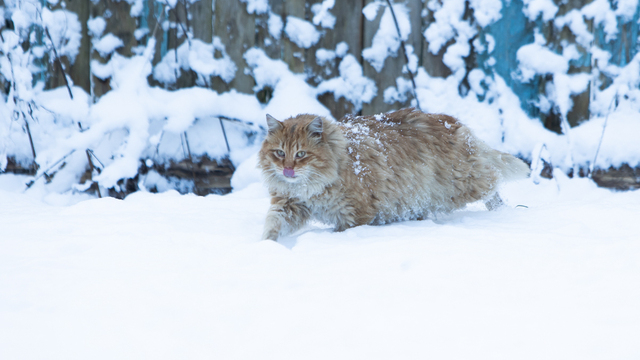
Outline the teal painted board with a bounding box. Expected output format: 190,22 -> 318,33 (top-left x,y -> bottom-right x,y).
481,0 -> 540,118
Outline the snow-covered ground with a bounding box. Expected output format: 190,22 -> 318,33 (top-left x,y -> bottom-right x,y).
1,170 -> 639,360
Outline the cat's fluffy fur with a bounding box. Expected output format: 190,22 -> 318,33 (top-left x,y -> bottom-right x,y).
258,108 -> 530,241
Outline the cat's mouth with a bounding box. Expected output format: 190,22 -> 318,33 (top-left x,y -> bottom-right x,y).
281,168 -> 301,183
283,168 -> 296,178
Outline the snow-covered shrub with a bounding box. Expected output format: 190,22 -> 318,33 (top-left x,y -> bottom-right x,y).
2,0 -> 640,198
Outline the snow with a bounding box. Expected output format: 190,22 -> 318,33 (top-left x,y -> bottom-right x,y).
284,16 -> 321,49
2,0 -> 640,205
516,35 -> 568,81
311,0 -> 336,29
87,17 -> 107,38
315,42 -> 349,66
362,1 -> 383,21
42,8 -> 83,63
521,0 -> 558,21
423,0 -> 477,79
239,0 -> 269,15
2,2 -> 640,353
469,0 -> 503,27
153,38 -> 236,85
362,2 -> 411,72
93,34 -> 124,57
554,10 -> 593,47
316,55 -> 377,111
1,173 -> 640,359
268,12 -> 283,39
582,0 -> 620,41
614,0 -> 639,21
244,48 -> 332,120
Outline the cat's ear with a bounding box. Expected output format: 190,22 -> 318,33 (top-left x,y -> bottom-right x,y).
266,114 -> 283,134
307,116 -> 323,138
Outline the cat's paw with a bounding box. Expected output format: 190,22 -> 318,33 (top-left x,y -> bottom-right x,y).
262,229 -> 279,241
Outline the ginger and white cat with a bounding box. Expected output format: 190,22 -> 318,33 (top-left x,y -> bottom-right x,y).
258,108 -> 530,241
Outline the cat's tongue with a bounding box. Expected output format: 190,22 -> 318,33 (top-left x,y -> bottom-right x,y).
283,168 -> 295,178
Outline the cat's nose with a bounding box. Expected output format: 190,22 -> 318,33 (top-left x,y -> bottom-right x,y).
283,167 -> 295,178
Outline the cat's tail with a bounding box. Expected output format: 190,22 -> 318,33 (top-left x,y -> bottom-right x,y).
494,152 -> 531,182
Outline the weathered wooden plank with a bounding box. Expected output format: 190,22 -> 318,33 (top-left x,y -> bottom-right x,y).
64,0 -> 91,94
90,0 -> 138,98
419,0 -> 451,78
146,0 -> 166,71
280,0 -> 306,73
307,0 -> 365,118
212,0 -> 256,94
190,0 -> 213,42
483,0 -> 539,121
591,164 -> 640,191
361,0 -> 412,116
169,2 -> 198,88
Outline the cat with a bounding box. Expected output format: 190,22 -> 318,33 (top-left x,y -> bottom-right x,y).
258,108 -> 530,241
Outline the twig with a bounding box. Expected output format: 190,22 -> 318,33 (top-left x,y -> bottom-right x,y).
25,149 -> 76,189
182,131 -> 199,194
86,149 -> 102,198
87,149 -> 105,169
151,4 -> 167,40
174,1 -> 192,46
44,27 -> 73,100
589,92 -> 618,178
219,118 -> 231,154
385,0 -> 421,110
219,118 -> 235,172
22,113 -> 37,160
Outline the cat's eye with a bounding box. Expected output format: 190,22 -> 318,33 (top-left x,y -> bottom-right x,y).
296,151 -> 306,158
275,150 -> 285,157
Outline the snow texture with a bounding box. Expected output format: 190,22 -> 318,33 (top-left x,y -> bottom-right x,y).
284,16 -> 321,49
153,38 -> 236,85
423,0 -> 477,79
316,55 -> 377,111
522,0 -> 558,21
311,0 -> 336,29
268,12 -> 283,39
316,42 -> 349,66
87,17 -> 107,38
1,173 -> 640,359
2,0 -> 640,196
469,0 -> 503,27
42,8 -> 83,64
244,48 -> 332,120
240,0 -> 269,14
362,2 -> 411,72
93,34 -> 124,58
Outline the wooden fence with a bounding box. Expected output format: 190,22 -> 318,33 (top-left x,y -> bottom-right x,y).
2,0 -> 640,192
4,0 -> 639,129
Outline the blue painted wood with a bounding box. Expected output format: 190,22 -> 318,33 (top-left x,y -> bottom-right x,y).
594,6 -> 640,67
477,1 -> 638,121
479,0 -> 540,118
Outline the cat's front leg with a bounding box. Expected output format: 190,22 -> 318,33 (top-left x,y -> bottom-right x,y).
262,197 -> 310,241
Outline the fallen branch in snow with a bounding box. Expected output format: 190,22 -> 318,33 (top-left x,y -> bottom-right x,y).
384,0 -> 420,110
25,150 -> 76,190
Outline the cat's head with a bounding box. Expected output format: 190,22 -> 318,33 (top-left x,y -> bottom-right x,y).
258,114 -> 343,196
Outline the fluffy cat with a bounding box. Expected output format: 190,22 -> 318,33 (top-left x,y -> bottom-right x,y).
258,108 -> 530,241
